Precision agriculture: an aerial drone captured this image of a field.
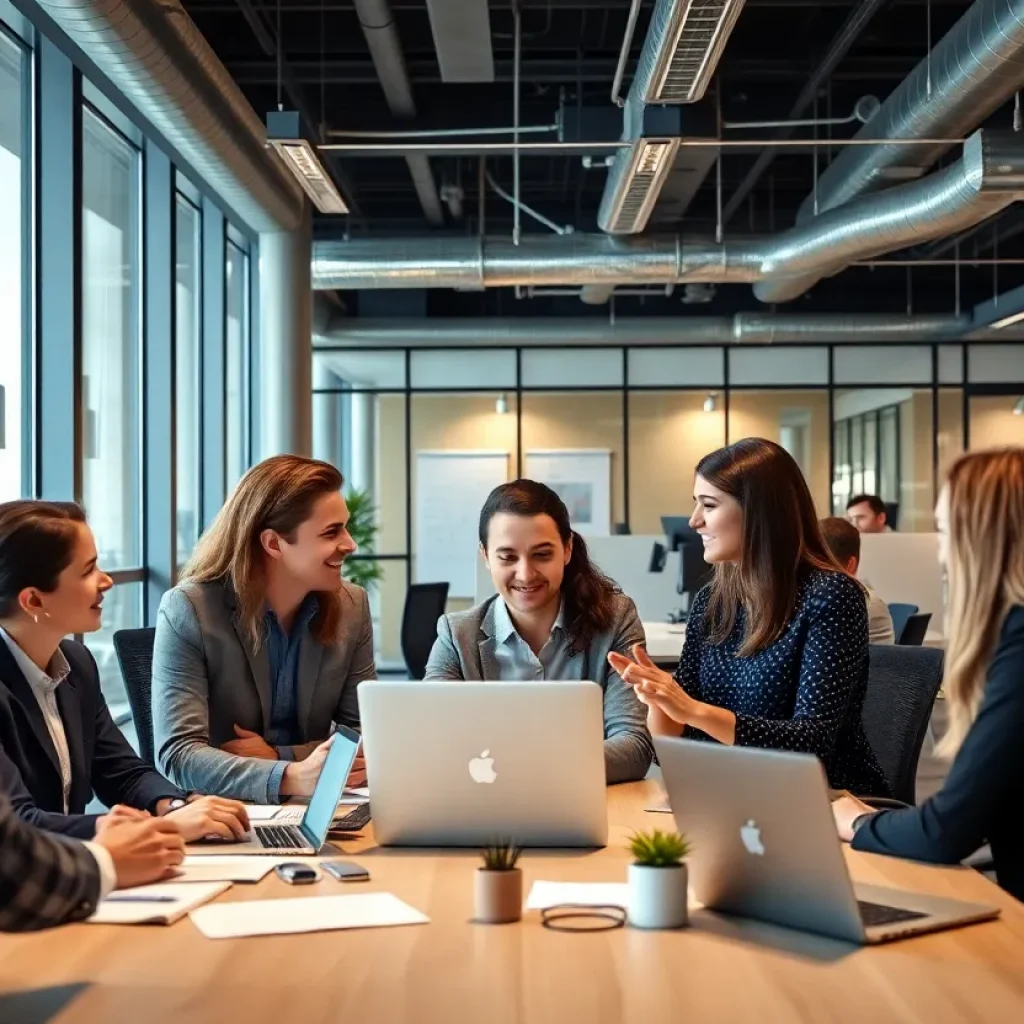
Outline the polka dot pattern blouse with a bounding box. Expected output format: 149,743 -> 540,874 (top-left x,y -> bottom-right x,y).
676,569 -> 888,796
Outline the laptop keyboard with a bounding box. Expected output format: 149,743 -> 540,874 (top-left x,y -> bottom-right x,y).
331,803 -> 371,832
255,825 -> 306,849
857,900 -> 929,928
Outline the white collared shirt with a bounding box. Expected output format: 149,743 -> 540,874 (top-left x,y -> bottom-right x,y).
0,625 -> 74,813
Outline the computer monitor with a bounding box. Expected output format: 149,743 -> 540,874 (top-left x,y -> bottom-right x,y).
659,515 -> 714,604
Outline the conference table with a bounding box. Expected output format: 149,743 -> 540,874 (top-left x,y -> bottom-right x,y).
1,781 -> 1022,1023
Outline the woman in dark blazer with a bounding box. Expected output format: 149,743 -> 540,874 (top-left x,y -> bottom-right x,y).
833,448 -> 1024,902
0,500 -> 249,842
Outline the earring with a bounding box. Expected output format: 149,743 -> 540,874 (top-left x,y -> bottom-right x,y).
32,615 -> 39,625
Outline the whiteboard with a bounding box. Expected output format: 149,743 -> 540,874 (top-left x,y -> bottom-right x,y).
415,451 -> 510,598
525,449 -> 612,536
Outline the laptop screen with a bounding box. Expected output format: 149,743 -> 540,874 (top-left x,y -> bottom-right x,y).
300,726 -> 360,845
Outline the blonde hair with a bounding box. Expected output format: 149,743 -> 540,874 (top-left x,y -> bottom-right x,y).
181,455 -> 346,651
940,447 -> 1024,756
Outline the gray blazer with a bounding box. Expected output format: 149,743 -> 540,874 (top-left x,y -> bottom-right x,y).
424,593 -> 653,784
152,578 -> 376,803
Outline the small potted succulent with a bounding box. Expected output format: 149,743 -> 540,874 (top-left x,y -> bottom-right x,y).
474,840 -> 523,924
626,828 -> 692,929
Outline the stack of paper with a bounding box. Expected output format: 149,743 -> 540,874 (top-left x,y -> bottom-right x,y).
88,882 -> 231,925
173,857 -> 282,884
190,892 -> 429,940
526,881 -> 628,911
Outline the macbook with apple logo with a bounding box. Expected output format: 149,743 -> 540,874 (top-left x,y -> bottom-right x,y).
358,680 -> 608,847
654,739 -> 999,945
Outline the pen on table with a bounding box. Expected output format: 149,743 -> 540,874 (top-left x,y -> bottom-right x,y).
104,895 -> 180,903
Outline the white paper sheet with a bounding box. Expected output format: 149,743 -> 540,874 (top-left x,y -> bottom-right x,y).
526,881 -> 628,911
173,857 -> 282,883
88,882 -> 231,925
190,892 -> 429,940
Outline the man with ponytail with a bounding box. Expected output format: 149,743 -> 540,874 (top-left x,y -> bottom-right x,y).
424,480 -> 653,784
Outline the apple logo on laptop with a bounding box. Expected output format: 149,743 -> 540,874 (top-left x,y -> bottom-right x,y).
740,819 -> 766,856
468,750 -> 497,784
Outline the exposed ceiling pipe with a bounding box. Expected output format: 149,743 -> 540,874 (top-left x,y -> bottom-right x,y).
312,131 -> 1024,299
26,0 -> 303,232
797,0 -> 1024,220
354,0 -> 444,226
318,314 -> 978,347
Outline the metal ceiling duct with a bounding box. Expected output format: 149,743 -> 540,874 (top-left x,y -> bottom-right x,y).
27,0 -> 304,233
354,0 -> 444,226
598,0 -> 742,237
799,0 -> 1024,219
424,0 -> 493,82
313,131 -> 1024,298
318,314 -> 975,347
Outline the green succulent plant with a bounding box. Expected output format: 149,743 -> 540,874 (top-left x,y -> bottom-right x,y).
342,488 -> 385,592
480,840 -> 523,872
628,829 -> 691,867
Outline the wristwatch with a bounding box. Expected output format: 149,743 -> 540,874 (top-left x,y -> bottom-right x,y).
166,797 -> 188,811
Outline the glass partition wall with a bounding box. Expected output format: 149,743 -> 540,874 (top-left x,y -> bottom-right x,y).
314,341 -> 1024,663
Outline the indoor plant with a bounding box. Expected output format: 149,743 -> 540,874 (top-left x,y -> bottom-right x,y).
341,488 -> 385,592
474,840 -> 523,924
626,829 -> 692,929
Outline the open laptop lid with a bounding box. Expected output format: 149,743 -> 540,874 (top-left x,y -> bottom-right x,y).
298,724 -> 361,849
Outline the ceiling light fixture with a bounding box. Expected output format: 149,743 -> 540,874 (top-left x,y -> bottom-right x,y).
267,111 -> 349,215
598,137 -> 681,234
990,310 -> 1024,330
703,392 -> 718,413
496,393 -> 509,415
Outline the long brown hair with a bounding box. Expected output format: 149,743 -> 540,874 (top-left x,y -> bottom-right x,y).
697,438 -> 839,656
940,448 -> 1024,756
479,480 -> 621,654
181,455 -> 347,650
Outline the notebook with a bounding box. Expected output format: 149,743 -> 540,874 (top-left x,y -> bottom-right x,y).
87,882 -> 231,925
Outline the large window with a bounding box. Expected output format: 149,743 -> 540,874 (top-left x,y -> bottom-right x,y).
175,192 -> 201,566
0,27 -> 29,501
225,239 -> 249,489
81,105 -> 142,711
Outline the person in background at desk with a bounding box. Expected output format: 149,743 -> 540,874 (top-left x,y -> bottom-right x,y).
0,793 -> 185,932
0,500 -> 249,843
847,493 -> 892,534
834,448 -> 1024,902
424,479 -> 653,784
153,456 -> 375,804
610,438 -> 888,796
819,517 -> 895,645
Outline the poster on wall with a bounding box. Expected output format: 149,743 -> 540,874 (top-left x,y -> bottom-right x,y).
524,449 -> 612,537
415,450 -> 510,598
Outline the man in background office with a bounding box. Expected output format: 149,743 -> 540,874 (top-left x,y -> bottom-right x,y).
846,494 -> 892,534
820,518 -> 895,645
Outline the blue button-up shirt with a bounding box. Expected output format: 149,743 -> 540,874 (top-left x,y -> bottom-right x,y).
264,595 -> 318,802
491,599 -> 585,680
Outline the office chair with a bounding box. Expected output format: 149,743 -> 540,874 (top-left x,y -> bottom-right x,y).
898,612 -> 932,646
401,582 -> 450,680
887,602 -> 919,643
860,644 -> 944,807
112,627 -> 158,766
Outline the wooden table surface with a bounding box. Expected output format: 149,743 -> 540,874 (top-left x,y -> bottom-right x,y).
1,780 -> 1022,1024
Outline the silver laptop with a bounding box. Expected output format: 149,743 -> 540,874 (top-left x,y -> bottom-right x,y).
359,680 -> 608,847
655,738 -> 1000,944
188,724 -> 360,855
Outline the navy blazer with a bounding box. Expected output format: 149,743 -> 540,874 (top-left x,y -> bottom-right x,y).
0,637 -> 183,839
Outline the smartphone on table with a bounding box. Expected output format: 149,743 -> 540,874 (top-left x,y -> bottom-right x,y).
320,860 -> 370,882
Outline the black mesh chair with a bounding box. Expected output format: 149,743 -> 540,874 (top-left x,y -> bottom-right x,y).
401,583 -> 450,680
887,603 -> 919,644
860,644 -> 944,806
112,627 -> 157,766
898,612 -> 932,646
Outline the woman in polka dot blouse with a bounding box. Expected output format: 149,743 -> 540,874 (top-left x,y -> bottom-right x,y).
610,437 -> 888,796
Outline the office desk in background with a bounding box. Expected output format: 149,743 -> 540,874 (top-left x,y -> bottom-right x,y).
643,621 -> 945,668
1,782 -> 1021,1024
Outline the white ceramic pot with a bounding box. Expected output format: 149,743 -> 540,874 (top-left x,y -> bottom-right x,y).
627,862 -> 689,929
474,868 -> 523,924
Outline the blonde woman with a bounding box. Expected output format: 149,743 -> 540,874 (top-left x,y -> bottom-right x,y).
152,456 -> 375,804
833,448 -> 1024,901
